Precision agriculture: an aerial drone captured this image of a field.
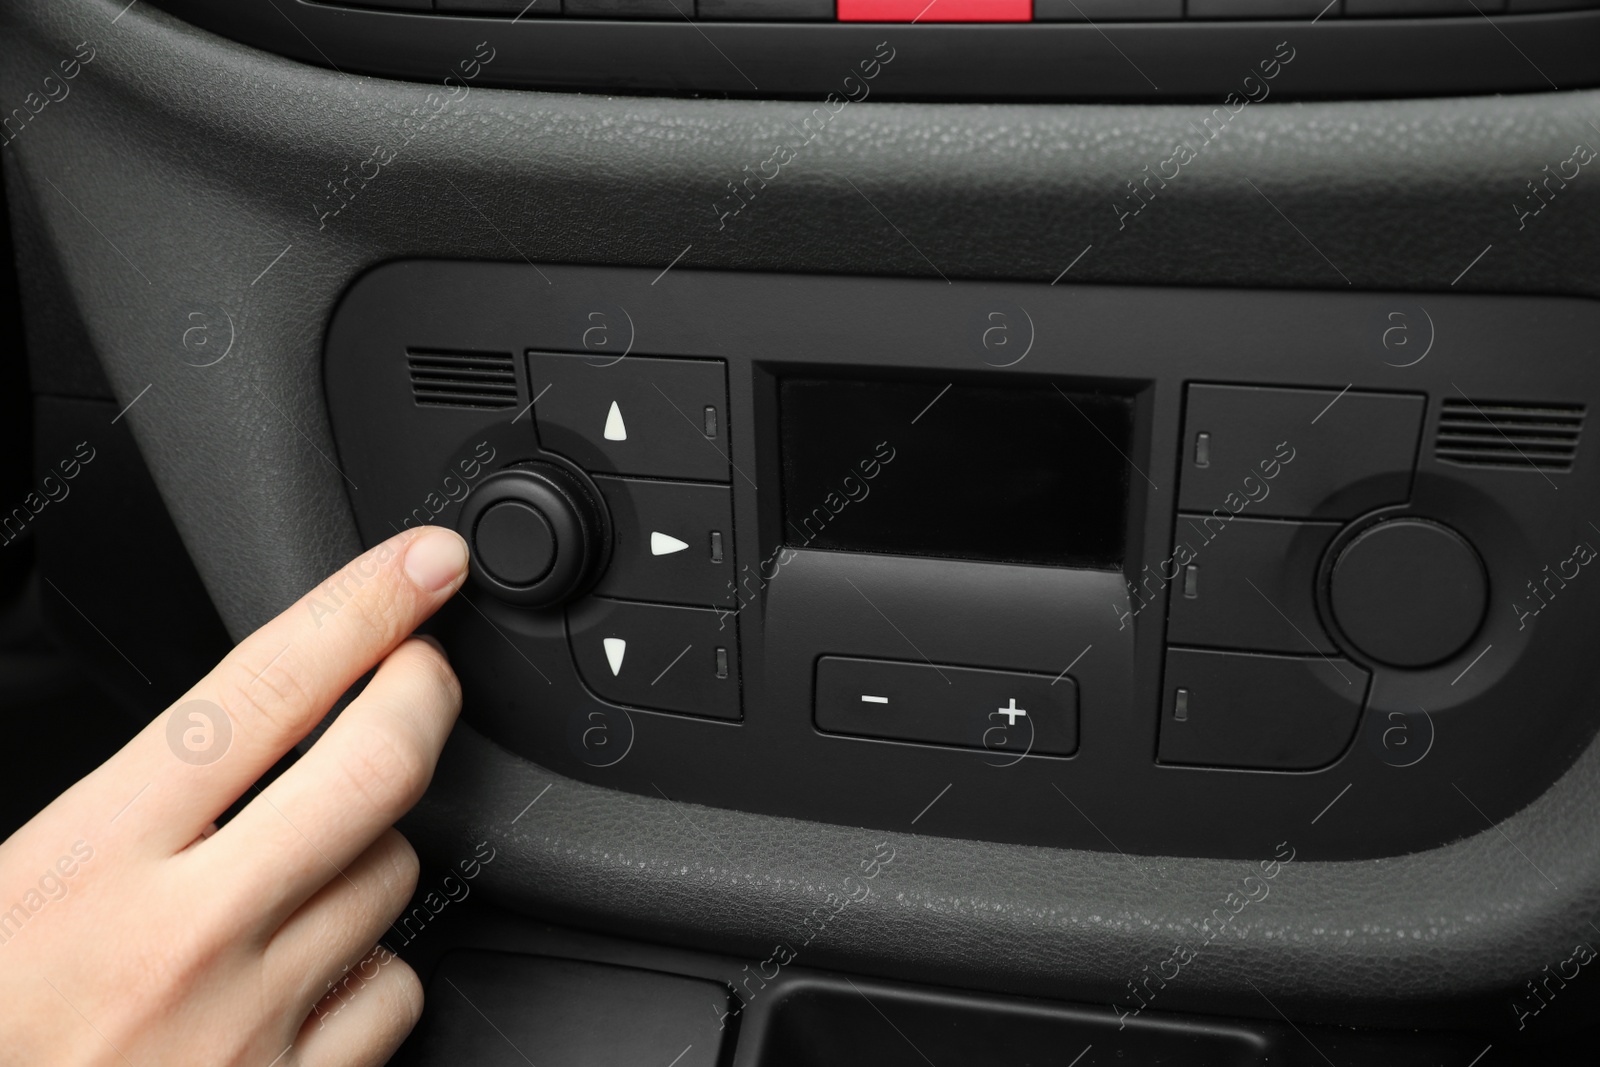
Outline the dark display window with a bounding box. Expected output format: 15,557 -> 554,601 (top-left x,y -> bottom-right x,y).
779,376 -> 1134,569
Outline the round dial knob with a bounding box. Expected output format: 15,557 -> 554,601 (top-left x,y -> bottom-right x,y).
456,464 -> 610,608
1328,518 -> 1488,669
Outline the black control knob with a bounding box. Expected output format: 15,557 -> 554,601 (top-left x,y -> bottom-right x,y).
456,464 -> 610,608
1328,518 -> 1488,669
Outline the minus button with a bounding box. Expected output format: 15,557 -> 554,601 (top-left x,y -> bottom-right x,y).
861,695 -> 889,704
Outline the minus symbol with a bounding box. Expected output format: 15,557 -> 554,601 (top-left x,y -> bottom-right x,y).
861,695 -> 889,704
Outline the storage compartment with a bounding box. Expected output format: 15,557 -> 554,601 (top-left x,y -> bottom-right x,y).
408,951 -> 730,1066
741,977 -> 1271,1066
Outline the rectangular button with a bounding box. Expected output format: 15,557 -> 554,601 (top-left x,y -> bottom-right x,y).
1188,0 -> 1337,15
565,0 -> 694,14
591,477 -> 734,607
1165,516 -> 1340,654
1035,0 -> 1181,18
816,657 -> 1077,757
529,352 -> 730,482
699,0 -> 835,15
328,0 -> 432,9
839,0 -> 1031,19
568,599 -> 740,720
1345,0 -> 1502,11
1158,648 -> 1367,770
436,0 -> 562,14
1178,384 -> 1423,520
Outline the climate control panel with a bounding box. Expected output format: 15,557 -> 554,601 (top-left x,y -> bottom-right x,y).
325,261 -> 1600,859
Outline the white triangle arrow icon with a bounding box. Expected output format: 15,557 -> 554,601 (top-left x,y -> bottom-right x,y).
650,532 -> 689,556
603,401 -> 627,441
603,638 -> 626,676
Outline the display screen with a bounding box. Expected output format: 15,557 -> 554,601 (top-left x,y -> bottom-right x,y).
779,376 -> 1134,569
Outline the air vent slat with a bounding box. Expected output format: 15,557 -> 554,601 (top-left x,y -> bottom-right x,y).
410,381 -> 511,389
411,371 -> 518,385
1439,411 -> 1584,423
1436,433 -> 1576,448
411,395 -> 513,409
1438,426 -> 1581,440
410,359 -> 512,368
408,360 -> 513,373
1434,398 -> 1585,473
1437,448 -> 1577,461
413,386 -> 518,399
1437,420 -> 1580,431
1440,412 -> 1584,421
1440,403 -> 1584,416
407,349 -> 518,410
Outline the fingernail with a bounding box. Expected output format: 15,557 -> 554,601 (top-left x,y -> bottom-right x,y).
404,528 -> 469,592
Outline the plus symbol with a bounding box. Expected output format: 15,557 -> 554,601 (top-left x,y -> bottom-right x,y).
997,698 -> 1027,726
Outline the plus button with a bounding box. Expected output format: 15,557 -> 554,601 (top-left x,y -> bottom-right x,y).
997,698 -> 1027,726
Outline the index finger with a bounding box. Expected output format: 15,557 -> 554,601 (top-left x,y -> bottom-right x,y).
82,526 -> 469,855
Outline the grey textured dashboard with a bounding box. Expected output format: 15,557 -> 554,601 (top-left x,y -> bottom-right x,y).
5,0 -> 1600,1027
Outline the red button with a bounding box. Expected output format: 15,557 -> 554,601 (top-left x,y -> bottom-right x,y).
837,0 -> 1033,20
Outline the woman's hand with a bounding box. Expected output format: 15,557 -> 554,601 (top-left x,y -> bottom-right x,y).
0,526 -> 470,1067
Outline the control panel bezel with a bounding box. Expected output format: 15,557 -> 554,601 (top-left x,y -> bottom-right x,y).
324,259 -> 1600,859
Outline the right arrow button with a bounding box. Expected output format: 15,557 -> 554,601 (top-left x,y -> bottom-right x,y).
650,532 -> 690,556
592,476 -> 734,608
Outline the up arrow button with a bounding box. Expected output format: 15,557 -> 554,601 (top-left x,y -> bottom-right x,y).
525,353 -> 729,483
603,400 -> 627,441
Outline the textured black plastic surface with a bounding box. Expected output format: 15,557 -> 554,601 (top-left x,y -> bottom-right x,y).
148,0 -> 1600,100
12,0 -> 1600,1028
